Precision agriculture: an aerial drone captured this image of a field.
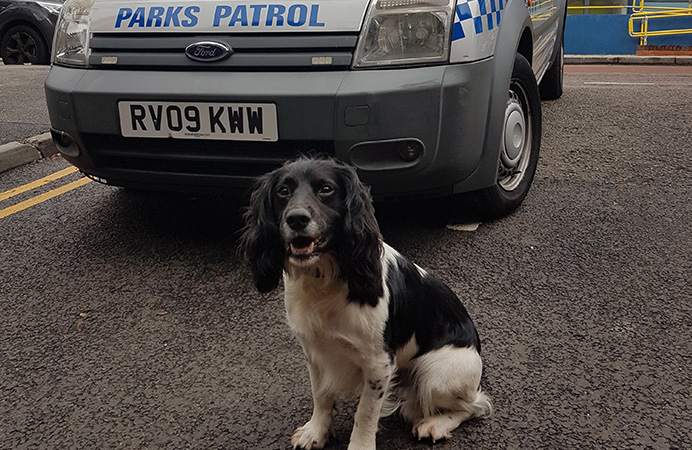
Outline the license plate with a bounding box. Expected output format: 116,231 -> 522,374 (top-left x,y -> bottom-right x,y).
118,101 -> 278,141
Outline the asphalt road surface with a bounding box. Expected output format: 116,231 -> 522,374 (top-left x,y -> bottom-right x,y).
1,66 -> 691,449
0,66 -> 50,145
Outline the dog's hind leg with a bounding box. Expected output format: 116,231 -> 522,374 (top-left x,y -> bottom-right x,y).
408,346 -> 492,442
413,410 -> 475,442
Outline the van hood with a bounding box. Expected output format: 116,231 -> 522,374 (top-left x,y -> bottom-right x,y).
90,0 -> 370,33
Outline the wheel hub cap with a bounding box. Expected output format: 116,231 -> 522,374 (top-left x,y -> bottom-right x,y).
502,98 -> 525,168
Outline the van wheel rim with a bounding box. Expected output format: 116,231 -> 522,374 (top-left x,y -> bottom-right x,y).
499,82 -> 532,192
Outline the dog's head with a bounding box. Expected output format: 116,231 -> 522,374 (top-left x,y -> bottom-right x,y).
238,157 -> 383,305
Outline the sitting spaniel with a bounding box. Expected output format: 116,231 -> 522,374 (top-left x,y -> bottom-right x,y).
239,157 -> 491,450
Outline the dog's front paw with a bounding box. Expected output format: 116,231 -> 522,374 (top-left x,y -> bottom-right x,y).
291,421 -> 330,450
346,442 -> 376,450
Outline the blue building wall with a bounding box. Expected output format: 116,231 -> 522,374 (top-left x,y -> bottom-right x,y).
565,14 -> 692,54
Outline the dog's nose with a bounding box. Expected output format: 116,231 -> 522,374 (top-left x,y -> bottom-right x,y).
286,208 -> 311,231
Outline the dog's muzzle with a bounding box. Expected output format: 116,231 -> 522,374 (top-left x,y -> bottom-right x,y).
282,207 -> 326,265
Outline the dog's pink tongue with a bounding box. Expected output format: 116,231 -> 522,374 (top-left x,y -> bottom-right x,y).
292,241 -> 315,254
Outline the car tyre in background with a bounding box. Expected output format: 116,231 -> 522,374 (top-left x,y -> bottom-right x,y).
0,24 -> 49,65
467,53 -> 542,221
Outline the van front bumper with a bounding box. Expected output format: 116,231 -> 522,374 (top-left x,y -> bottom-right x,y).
45,60 -> 497,199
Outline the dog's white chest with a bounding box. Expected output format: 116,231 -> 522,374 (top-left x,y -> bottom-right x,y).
284,274 -> 387,364
284,276 -> 351,337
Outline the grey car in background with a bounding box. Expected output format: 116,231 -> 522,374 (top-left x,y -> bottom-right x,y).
0,0 -> 63,64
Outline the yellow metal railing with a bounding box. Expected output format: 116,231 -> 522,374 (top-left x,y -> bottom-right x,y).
567,2 -> 692,46
628,0 -> 692,45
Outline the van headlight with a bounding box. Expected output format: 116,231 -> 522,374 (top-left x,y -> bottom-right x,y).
52,0 -> 95,68
353,0 -> 454,68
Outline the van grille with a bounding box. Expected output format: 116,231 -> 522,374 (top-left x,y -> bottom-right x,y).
88,33 -> 358,70
82,134 -> 334,180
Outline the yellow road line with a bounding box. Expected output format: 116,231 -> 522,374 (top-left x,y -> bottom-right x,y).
0,166 -> 80,203
0,177 -> 92,220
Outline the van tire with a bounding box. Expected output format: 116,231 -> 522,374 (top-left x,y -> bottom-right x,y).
540,38 -> 564,100
464,53 -> 542,221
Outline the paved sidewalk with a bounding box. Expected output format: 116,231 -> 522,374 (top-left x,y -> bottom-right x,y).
0,133 -> 57,174
566,54 -> 692,65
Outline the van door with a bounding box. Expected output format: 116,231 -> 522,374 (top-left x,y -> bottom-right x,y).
529,0 -> 562,82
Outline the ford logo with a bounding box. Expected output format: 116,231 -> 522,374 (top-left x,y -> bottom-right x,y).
184,41 -> 231,63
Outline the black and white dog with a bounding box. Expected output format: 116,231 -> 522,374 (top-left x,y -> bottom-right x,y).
239,157 -> 491,450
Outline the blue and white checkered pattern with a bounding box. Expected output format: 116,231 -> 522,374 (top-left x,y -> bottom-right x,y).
452,0 -> 506,41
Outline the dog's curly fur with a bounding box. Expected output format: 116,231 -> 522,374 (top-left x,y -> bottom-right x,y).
239,157 -> 491,450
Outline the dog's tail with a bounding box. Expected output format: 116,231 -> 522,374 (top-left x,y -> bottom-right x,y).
468,388 -> 493,419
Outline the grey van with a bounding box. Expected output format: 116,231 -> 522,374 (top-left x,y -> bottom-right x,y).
45,0 -> 566,219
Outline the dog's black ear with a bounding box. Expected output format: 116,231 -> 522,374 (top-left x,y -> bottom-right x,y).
335,164 -> 383,306
238,171 -> 285,293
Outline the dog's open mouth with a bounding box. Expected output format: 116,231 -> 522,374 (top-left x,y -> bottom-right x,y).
289,236 -> 324,261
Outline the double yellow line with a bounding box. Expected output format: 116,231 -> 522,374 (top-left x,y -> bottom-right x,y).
0,166 -> 92,220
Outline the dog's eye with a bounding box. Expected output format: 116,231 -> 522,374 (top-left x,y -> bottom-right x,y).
277,186 -> 291,197
318,184 -> 334,196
